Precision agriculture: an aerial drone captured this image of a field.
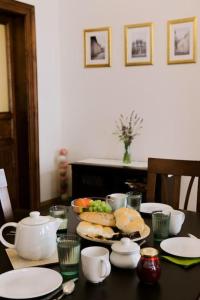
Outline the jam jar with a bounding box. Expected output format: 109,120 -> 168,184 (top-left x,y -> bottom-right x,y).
137,247 -> 161,284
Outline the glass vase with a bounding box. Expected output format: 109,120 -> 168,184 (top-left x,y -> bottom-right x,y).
123,145 -> 131,164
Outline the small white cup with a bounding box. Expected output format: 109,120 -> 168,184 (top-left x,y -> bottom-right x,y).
81,246 -> 111,283
106,193 -> 127,211
169,210 -> 185,235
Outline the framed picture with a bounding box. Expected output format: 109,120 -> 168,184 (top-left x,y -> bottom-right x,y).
167,17 -> 197,64
84,27 -> 111,68
124,23 -> 154,66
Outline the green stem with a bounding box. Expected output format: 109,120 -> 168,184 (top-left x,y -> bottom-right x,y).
123,144 -> 131,164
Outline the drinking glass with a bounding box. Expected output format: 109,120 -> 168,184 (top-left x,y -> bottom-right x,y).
49,205 -> 69,232
126,191 -> 142,212
152,211 -> 171,241
57,234 -> 80,279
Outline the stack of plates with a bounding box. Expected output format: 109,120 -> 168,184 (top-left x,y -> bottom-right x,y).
140,203 -> 173,214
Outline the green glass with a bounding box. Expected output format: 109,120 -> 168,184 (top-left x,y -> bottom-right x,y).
123,145 -> 131,164
152,211 -> 171,241
57,234 -> 80,280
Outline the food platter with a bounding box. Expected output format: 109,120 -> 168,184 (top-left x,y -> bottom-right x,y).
77,224 -> 150,245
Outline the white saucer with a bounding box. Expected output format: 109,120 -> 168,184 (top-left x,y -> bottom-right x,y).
0,267 -> 63,299
140,202 -> 173,214
160,237 -> 200,258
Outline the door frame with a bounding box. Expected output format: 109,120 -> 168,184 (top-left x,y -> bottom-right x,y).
0,0 -> 40,209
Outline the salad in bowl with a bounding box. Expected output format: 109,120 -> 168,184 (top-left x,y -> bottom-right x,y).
71,198 -> 112,214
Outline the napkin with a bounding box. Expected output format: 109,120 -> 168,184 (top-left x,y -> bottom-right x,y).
162,255 -> 200,268
6,248 -> 58,269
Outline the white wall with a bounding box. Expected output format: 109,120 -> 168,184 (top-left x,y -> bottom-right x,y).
60,0 -> 200,161
59,0 -> 200,210
18,0 -> 200,210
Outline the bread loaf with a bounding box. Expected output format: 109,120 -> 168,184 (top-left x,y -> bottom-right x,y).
114,207 -> 145,234
79,212 -> 116,227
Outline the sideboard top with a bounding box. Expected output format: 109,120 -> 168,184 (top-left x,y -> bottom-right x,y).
71,158 -> 148,170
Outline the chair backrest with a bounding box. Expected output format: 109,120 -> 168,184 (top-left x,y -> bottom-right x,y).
146,158 -> 200,212
0,169 -> 14,222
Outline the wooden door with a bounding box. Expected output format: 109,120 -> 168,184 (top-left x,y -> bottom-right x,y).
0,15 -> 19,209
0,0 -> 40,211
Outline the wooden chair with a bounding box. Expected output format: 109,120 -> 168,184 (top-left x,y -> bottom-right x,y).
146,158 -> 200,212
0,169 -> 14,222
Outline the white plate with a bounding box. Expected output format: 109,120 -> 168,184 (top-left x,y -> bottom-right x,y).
0,267 -> 63,299
140,203 -> 173,214
77,224 -> 150,245
160,237 -> 200,258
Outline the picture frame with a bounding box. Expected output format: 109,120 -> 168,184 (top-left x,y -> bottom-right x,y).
84,27 -> 111,68
167,17 -> 197,64
124,22 -> 154,66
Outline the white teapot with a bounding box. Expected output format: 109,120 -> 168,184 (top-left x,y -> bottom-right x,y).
0,211 -> 62,260
110,237 -> 141,269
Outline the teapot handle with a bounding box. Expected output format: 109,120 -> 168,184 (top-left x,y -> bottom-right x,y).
0,222 -> 17,248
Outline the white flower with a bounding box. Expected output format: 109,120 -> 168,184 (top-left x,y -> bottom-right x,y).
114,110 -> 143,148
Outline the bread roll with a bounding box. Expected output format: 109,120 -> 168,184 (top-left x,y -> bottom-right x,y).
103,226 -> 116,239
77,221 -> 103,237
77,221 -> 115,239
79,212 -> 116,227
114,207 -> 141,219
114,207 -> 145,234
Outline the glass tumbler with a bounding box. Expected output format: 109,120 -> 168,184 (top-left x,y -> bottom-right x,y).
152,211 -> 171,241
57,234 -> 80,280
126,191 -> 142,212
49,205 -> 69,232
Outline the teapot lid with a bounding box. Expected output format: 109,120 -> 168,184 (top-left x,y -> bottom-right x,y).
111,237 -> 140,254
21,211 -> 51,226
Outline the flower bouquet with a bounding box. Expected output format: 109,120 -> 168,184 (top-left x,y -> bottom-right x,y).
114,110 -> 143,164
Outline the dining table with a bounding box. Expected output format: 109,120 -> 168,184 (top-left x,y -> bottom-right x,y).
0,208 -> 199,300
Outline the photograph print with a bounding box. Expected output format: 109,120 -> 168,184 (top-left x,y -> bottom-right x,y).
124,22 -> 154,66
84,27 -> 111,67
167,17 -> 197,64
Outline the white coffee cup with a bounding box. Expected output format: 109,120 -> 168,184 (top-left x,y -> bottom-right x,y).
169,210 -> 185,235
106,193 -> 127,211
81,246 -> 111,283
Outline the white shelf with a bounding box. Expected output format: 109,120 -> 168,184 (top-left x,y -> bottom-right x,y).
77,158 -> 147,170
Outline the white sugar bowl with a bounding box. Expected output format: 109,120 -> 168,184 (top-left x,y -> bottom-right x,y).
110,237 -> 141,269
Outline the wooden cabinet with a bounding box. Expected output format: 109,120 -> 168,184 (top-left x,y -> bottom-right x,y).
70,159 -> 147,200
